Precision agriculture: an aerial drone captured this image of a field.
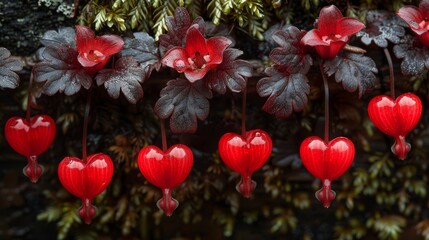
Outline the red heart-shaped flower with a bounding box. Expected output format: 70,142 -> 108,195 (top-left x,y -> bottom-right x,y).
368,93 -> 422,160
138,144 -> 193,216
5,114 -> 56,182
299,136 -> 355,208
58,153 -> 114,224
218,129 -> 272,198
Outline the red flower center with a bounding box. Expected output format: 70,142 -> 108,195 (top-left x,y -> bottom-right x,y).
188,51 -> 210,70
419,17 -> 429,30
321,33 -> 343,43
85,50 -> 106,62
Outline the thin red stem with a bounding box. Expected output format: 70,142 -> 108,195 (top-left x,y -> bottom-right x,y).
26,71 -> 34,122
82,90 -> 92,162
319,61 -> 330,143
241,88 -> 247,137
383,48 -> 395,99
160,119 -> 167,152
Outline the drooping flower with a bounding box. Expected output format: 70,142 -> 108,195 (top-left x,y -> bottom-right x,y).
76,25 -> 124,75
301,5 -> 365,59
397,0 -> 429,48
161,24 -> 232,82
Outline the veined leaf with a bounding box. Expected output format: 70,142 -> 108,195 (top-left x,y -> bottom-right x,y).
204,48 -> 252,94
120,32 -> 161,79
158,6 -> 204,52
257,66 -> 310,118
0,47 -> 23,89
40,27 -> 76,49
323,52 -> 378,98
154,78 -> 212,133
393,35 -> 429,76
269,26 -> 313,74
34,46 -> 92,96
96,57 -> 145,104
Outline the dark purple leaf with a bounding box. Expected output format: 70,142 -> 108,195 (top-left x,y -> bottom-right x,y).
0,47 -> 23,89
366,9 -> 408,28
40,27 -> 76,48
205,22 -> 231,38
95,57 -> 145,104
192,17 -> 206,35
204,48 -> 252,94
154,78 -> 212,133
393,35 -> 429,76
34,46 -> 92,96
263,23 -> 289,46
158,7 -> 205,52
269,26 -> 313,74
120,32 -> 161,79
323,52 -> 378,97
257,66 -> 310,118
356,10 -> 406,48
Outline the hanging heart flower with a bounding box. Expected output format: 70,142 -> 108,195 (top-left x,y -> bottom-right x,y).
299,136 -> 355,208
4,114 -> 56,182
218,129 -> 272,198
137,144 -> 193,216
58,153 -> 114,224
368,93 -> 422,160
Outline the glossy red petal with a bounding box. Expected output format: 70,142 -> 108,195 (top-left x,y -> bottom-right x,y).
396,93 -> 422,134
368,93 -> 422,137
5,115 -> 56,157
78,54 -> 101,68
418,31 -> 429,47
206,36 -> 232,64
368,95 -> 397,136
301,30 -> 329,46
184,69 -> 210,82
397,6 -> 424,31
58,156 -> 86,199
28,115 -> 56,156
336,17 -> 365,37
314,41 -> 346,59
185,25 -> 208,56
299,137 -> 327,180
58,153 -> 114,200
299,136 -> 355,181
325,138 -> 355,180
137,144 -> 193,189
75,25 -> 95,53
94,35 -> 124,56
218,130 -> 272,176
85,154 -> 114,198
5,117 -> 31,157
318,5 -> 343,35
162,47 -> 191,72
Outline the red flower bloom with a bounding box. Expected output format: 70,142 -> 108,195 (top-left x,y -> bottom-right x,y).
76,25 -> 124,75
161,24 -> 232,82
301,5 -> 365,59
398,0 -> 429,47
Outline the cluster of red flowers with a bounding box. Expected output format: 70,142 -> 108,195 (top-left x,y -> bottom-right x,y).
3,1 -> 428,224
